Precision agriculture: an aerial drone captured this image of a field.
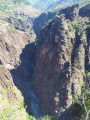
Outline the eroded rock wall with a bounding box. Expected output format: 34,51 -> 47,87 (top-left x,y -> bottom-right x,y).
32,4 -> 90,115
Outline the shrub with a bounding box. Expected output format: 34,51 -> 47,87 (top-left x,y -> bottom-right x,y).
73,24 -> 79,29
40,115 -> 51,120
69,24 -> 73,32
26,114 -> 36,120
87,25 -> 90,30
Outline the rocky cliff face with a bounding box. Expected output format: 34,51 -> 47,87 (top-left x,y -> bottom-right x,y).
32,4 -> 90,116
0,18 -> 30,104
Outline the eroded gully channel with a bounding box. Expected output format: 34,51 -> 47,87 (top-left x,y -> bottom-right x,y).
21,43 -> 42,119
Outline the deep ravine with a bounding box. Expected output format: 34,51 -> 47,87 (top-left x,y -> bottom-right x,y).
21,43 -> 42,119
0,2 -> 90,120
27,80 -> 42,119
10,42 -> 42,119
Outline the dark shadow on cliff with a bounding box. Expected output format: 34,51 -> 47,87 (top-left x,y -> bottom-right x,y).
60,103 -> 83,120
33,12 -> 56,37
79,4 -> 90,18
10,42 -> 36,114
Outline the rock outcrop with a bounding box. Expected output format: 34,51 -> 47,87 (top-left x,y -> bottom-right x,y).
32,4 -> 90,116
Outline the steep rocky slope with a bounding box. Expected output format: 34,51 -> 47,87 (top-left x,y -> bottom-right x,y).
0,0 -> 41,51
0,1 -> 41,119
32,4 -> 90,118
0,20 -> 31,119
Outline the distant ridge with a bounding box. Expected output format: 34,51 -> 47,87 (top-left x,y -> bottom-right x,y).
28,0 -> 84,11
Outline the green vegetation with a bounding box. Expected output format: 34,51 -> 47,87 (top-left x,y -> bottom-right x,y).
73,23 -> 83,33
0,102 -> 24,120
72,83 -> 90,119
26,114 -> 36,120
73,24 -> 79,29
0,0 -> 30,15
87,25 -> 90,40
13,0 -> 31,5
86,71 -> 90,78
81,85 -> 90,119
40,115 -> 60,120
0,101 -> 36,120
87,25 -> 90,31
0,0 -> 14,15
40,115 -> 51,120
0,97 -> 60,120
69,24 -> 73,32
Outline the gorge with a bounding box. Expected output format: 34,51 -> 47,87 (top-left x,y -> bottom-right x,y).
0,0 -> 90,120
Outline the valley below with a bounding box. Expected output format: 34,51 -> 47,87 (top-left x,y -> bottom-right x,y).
0,0 -> 90,120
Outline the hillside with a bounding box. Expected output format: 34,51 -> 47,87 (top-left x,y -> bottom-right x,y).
0,0 -> 41,17
0,0 -> 30,13
0,17 -> 32,120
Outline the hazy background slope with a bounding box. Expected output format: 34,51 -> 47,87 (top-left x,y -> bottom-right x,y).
28,0 -> 83,11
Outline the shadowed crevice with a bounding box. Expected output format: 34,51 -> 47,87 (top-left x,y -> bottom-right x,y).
11,43 -> 36,114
